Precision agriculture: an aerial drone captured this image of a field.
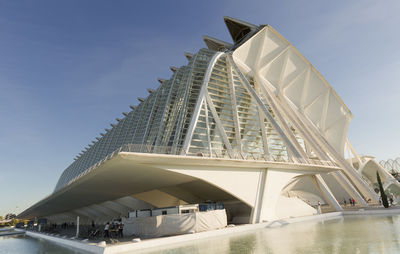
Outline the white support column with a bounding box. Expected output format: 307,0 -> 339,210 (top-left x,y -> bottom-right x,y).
309,175 -> 343,211
76,216 -> 80,238
205,92 -> 234,157
227,61 -> 242,154
332,171 -> 368,207
204,100 -> 212,156
257,169 -> 300,222
181,96 -> 205,154
250,169 -> 267,224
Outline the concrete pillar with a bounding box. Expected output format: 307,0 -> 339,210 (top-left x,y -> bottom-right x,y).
250,169 -> 267,224
309,175 -> 342,211
76,216 -> 80,238
257,169 -> 300,222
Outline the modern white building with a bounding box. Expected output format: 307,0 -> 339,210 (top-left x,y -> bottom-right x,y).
19,17 -> 398,225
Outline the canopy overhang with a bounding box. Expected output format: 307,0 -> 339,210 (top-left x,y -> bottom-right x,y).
18,152 -> 340,220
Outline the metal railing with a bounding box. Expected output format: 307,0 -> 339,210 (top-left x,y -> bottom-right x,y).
118,144 -> 335,166
63,143 -> 339,188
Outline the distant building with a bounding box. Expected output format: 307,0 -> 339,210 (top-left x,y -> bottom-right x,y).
19,17 -> 399,225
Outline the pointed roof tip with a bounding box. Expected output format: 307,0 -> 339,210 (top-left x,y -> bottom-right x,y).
184,52 -> 193,61
223,16 -> 257,43
157,78 -> 167,84
223,16 -> 257,29
202,35 -> 233,51
170,66 -> 178,73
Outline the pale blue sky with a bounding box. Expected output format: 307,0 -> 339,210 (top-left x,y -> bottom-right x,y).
1,0 -> 400,216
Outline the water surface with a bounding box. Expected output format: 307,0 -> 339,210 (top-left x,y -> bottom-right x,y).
137,215 -> 400,254
2,215 -> 400,254
0,234 -> 89,254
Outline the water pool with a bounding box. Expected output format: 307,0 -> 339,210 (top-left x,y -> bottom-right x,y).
2,215 -> 400,254
137,215 -> 400,254
0,233 -> 90,254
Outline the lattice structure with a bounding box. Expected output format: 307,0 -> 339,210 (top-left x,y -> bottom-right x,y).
53,17 -> 379,206
380,158 -> 400,173
23,17 -> 400,224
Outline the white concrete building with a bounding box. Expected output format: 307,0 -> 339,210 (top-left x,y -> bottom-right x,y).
19,17 -> 398,225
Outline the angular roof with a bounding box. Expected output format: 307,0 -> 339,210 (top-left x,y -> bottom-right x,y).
223,16 -> 257,43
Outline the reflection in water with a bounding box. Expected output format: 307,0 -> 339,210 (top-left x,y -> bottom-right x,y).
138,215 -> 400,254
0,234 -> 89,254
2,216 -> 400,254
228,234 -> 256,254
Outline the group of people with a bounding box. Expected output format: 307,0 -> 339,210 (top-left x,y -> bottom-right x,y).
343,198 -> 356,206
379,194 -> 395,206
104,220 -> 124,238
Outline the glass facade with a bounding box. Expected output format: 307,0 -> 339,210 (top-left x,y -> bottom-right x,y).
186,55 -> 291,161
54,48 -> 216,191
54,20 -> 337,193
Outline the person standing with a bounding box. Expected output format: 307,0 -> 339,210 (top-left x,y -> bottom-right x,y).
317,201 -> 321,214
104,222 -> 110,238
118,221 -> 124,238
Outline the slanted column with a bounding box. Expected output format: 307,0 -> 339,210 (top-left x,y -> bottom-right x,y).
331,171 -> 367,207
256,169 -> 300,222
250,169 -> 267,224
309,175 -> 342,211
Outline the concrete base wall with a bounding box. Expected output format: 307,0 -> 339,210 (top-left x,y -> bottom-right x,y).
24,231 -> 104,253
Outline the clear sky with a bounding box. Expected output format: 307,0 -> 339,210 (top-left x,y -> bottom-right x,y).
1,0 -> 400,216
